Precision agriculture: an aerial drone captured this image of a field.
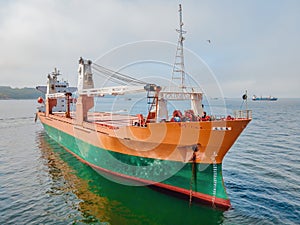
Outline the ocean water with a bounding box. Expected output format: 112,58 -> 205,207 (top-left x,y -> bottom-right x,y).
0,99 -> 299,225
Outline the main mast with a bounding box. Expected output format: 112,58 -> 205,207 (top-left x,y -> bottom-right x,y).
172,4 -> 187,89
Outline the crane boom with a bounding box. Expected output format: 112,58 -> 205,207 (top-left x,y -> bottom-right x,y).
78,85 -> 147,97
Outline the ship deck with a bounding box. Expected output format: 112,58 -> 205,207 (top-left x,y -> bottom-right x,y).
49,109 -> 252,129
88,112 -> 138,128
52,111 -> 138,129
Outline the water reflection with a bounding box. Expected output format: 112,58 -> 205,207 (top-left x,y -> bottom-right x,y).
36,131 -> 225,225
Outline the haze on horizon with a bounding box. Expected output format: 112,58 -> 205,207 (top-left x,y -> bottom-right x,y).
0,0 -> 299,98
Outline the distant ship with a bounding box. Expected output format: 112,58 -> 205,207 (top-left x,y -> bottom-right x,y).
252,95 -> 278,101
36,5 -> 251,209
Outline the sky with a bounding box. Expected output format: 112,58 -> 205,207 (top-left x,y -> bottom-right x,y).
0,0 -> 299,98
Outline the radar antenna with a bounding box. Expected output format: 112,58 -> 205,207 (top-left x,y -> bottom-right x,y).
51,68 -> 61,79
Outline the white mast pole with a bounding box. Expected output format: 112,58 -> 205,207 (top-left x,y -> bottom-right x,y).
172,4 -> 187,90
178,4 -> 185,89
246,90 -> 248,111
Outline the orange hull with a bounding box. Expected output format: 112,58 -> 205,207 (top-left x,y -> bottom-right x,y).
38,112 -> 250,164
37,111 -> 251,209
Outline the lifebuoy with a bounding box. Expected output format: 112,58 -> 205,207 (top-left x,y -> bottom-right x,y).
37,97 -> 44,104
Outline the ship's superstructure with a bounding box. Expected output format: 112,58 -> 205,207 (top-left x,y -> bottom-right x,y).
36,68 -> 77,113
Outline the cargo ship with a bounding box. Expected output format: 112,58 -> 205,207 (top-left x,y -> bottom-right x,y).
252,95 -> 278,101
36,5 -> 251,209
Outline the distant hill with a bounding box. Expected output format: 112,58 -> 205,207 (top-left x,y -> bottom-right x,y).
0,86 -> 42,99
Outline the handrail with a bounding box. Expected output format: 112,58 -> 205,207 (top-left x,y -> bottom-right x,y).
234,110 -> 252,119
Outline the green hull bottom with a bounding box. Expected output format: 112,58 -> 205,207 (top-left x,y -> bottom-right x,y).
43,123 -> 230,209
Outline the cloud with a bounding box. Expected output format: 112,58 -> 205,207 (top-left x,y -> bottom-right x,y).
0,0 -> 299,97
0,0 -> 177,87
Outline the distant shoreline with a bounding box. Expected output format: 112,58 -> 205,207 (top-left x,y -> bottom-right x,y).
0,86 -> 42,100
1,86 -> 299,100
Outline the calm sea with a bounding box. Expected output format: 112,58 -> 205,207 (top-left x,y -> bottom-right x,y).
0,99 -> 299,225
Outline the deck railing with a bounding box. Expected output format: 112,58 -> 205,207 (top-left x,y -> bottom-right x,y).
234,110 -> 252,119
